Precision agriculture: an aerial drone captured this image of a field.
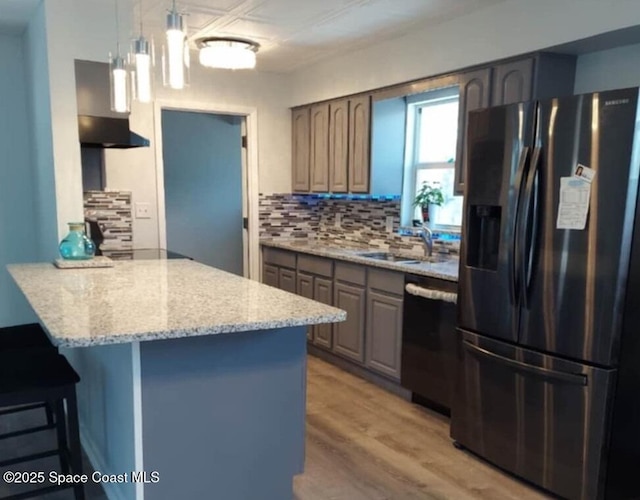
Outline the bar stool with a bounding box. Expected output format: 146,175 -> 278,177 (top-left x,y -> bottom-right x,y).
0,324 -> 57,427
0,350 -> 84,500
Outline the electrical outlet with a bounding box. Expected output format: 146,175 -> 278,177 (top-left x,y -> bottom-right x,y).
135,202 -> 151,219
386,216 -> 394,233
335,213 -> 342,228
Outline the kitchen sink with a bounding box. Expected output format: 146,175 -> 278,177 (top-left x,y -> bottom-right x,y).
357,251 -> 451,265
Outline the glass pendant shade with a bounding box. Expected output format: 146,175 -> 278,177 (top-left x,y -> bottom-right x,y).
110,54 -> 130,113
162,9 -> 189,89
198,38 -> 258,70
132,36 -> 154,103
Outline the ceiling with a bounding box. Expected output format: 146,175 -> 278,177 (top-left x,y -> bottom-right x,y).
0,0 -> 40,33
139,0 -> 504,73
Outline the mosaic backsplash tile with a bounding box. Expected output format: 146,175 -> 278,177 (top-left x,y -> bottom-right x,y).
84,190 -> 133,250
259,193 -> 460,255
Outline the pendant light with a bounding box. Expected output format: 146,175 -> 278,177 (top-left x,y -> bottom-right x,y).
162,0 -> 189,90
110,0 -> 130,113
131,0 -> 154,103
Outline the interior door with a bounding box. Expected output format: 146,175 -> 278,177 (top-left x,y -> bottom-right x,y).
519,88 -> 640,366
161,110 -> 244,275
451,329 -> 615,500
458,103 -> 534,343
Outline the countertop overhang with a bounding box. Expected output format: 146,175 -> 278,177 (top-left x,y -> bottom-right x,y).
8,259 -> 345,347
260,239 -> 459,282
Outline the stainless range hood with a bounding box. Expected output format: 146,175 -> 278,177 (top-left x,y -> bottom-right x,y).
75,60 -> 150,149
78,115 -> 150,149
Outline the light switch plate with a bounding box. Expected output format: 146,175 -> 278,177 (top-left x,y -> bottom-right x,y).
135,202 -> 151,219
386,216 -> 394,233
335,213 -> 342,228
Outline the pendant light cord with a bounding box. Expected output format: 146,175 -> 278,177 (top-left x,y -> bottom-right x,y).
114,0 -> 121,55
139,0 -> 144,36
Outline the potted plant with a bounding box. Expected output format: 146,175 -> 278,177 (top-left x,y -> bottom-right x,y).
413,181 -> 445,223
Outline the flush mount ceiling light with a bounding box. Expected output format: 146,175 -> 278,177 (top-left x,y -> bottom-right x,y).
197,37 -> 260,70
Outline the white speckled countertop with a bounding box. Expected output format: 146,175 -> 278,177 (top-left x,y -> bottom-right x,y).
260,240 -> 459,282
7,259 -> 346,348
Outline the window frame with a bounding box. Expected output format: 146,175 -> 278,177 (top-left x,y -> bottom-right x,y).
401,86 -> 462,231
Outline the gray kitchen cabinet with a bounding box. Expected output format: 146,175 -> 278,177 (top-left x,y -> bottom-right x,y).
454,68 -> 492,195
348,95 -> 371,193
297,272 -> 315,342
292,107 -> 310,192
310,103 -> 330,192
365,268 -> 404,380
313,277 -> 334,349
279,268 -> 297,294
263,264 -> 279,288
333,281 -> 366,363
455,53 -> 575,195
366,290 -> 403,380
491,58 -> 534,106
262,247 -> 297,292
329,99 -> 349,193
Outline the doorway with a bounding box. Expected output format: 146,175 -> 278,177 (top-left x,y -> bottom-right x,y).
160,109 -> 246,275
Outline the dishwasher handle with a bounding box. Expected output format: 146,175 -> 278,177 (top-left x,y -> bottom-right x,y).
405,283 -> 457,304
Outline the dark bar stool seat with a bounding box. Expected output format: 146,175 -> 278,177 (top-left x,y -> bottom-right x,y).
0,350 -> 84,500
0,324 -> 57,426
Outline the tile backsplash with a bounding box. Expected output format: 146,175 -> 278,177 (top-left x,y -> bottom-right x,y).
84,190 -> 133,250
259,193 -> 459,255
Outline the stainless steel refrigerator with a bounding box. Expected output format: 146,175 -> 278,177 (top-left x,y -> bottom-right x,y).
451,87 -> 640,500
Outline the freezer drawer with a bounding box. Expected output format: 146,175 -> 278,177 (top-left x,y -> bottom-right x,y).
451,330 -> 615,500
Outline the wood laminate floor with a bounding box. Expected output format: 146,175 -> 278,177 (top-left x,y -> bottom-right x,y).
0,356 -> 550,499
293,355 -> 551,500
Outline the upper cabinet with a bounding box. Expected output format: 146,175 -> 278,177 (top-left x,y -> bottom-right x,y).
292,95 -> 371,194
454,53 -> 575,195
310,103 -> 330,192
329,100 -> 349,193
455,68 -> 492,194
348,95 -> 371,193
291,108 -> 310,192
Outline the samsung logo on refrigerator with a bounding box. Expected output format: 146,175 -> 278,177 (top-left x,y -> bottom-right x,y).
604,99 -> 630,106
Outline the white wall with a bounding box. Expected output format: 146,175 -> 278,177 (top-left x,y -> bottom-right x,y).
574,43 -> 640,95
290,0 -> 640,106
0,32 -> 38,326
35,0 -> 291,250
106,63 -> 291,248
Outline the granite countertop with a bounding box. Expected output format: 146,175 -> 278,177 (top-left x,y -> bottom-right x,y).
7,260 -> 346,348
260,239 -> 459,282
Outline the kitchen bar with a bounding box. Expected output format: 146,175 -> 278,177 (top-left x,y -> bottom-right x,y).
8,259 -> 345,500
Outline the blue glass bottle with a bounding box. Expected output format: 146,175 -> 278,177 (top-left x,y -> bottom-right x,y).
59,222 -> 96,260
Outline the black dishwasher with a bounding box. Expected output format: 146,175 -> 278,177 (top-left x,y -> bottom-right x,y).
401,274 -> 458,414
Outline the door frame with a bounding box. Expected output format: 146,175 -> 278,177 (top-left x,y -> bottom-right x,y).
153,99 -> 259,279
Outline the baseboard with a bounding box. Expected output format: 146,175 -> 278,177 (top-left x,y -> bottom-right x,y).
307,344 -> 411,400
79,425 -> 129,500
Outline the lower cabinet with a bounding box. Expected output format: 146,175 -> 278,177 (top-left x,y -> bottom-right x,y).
313,277 -> 333,349
365,290 -> 403,380
333,281 -> 366,364
263,247 -> 404,382
263,264 -> 279,288
297,272 -> 315,342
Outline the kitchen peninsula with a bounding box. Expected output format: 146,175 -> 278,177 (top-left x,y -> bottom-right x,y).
8,258 -> 345,500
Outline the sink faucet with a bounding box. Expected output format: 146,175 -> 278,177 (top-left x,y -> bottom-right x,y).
419,223 -> 433,257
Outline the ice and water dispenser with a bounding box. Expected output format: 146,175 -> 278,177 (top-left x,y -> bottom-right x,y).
466,205 -> 501,271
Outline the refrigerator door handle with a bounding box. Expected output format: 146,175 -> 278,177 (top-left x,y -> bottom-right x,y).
463,341 -> 588,386
520,146 -> 542,309
509,147 -> 530,306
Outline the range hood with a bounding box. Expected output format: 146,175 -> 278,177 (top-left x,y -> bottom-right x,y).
75,59 -> 150,149
78,115 -> 150,149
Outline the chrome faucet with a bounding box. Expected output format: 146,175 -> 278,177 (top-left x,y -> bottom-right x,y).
419,223 -> 433,257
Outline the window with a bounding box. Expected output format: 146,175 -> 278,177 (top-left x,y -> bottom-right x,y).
401,87 -> 463,229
